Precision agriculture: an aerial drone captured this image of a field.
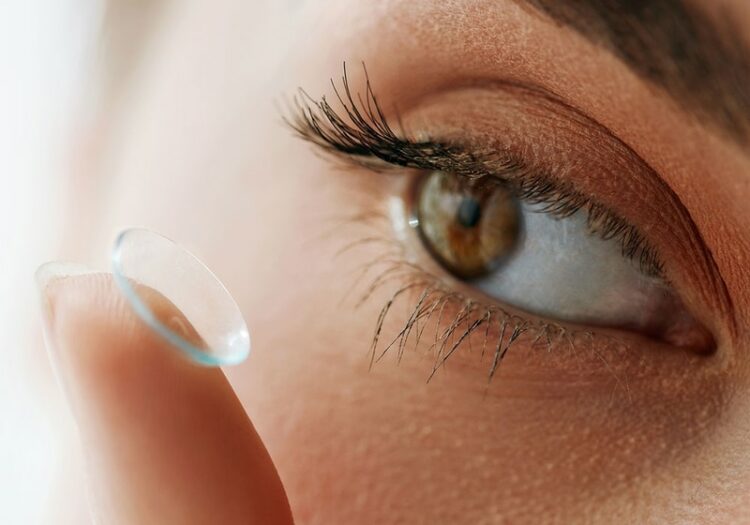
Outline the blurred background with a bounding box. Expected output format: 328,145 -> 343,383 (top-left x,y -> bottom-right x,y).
1,2 -> 295,519
0,2 -> 160,521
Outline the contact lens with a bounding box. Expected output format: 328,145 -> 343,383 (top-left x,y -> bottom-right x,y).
111,228 -> 250,366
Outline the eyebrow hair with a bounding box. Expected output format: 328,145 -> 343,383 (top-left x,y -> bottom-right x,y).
520,0 -> 750,146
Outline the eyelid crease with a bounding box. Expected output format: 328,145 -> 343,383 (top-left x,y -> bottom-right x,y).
284,64 -> 664,278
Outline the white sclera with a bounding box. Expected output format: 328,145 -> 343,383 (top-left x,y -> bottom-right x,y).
111,228 -> 250,366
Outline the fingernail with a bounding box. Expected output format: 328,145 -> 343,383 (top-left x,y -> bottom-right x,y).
35,261 -> 96,368
36,261 -> 95,290
36,260 -> 95,321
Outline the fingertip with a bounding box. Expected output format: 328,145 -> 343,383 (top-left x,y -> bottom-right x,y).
37,270 -> 293,523
42,272 -> 189,401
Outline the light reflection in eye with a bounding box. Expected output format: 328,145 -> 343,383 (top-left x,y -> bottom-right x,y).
413,170 -> 695,340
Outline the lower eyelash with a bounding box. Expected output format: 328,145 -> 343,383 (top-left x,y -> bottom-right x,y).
336,210 -> 622,383
370,270 -> 535,382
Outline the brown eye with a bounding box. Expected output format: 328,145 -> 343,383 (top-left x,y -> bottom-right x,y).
415,171 -> 522,279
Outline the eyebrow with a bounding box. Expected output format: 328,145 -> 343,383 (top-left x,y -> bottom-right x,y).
520,0 -> 750,146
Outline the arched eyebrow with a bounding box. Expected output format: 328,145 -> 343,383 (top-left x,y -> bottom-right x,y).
520,0 -> 750,147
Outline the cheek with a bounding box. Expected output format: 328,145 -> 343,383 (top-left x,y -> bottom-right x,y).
227,285 -> 734,524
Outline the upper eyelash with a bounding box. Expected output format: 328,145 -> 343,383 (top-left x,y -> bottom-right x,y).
284,63 -> 664,277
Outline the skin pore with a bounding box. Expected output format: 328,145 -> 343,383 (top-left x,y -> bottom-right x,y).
47,0 -> 750,523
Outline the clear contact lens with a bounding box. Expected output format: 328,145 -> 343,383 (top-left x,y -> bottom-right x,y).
111,228 -> 250,366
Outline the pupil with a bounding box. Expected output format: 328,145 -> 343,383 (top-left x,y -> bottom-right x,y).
456,196 -> 481,228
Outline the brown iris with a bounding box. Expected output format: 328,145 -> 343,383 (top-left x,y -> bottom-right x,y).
415,171 -> 521,279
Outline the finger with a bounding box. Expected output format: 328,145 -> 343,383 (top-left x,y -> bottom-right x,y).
38,267 -> 293,525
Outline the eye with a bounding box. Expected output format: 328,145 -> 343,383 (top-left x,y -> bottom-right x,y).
413,169 -> 705,346
286,65 -> 718,354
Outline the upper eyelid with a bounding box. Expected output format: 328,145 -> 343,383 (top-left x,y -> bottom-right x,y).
284,71 -> 665,278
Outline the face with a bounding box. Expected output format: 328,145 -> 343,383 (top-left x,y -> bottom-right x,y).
64,0 -> 750,522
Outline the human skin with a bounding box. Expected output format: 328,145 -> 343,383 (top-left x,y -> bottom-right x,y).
42,0 -> 750,523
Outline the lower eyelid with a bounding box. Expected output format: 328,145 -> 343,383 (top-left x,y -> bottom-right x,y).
332,190 -> 665,382
350,242 -> 679,384
320,166 -> 718,395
